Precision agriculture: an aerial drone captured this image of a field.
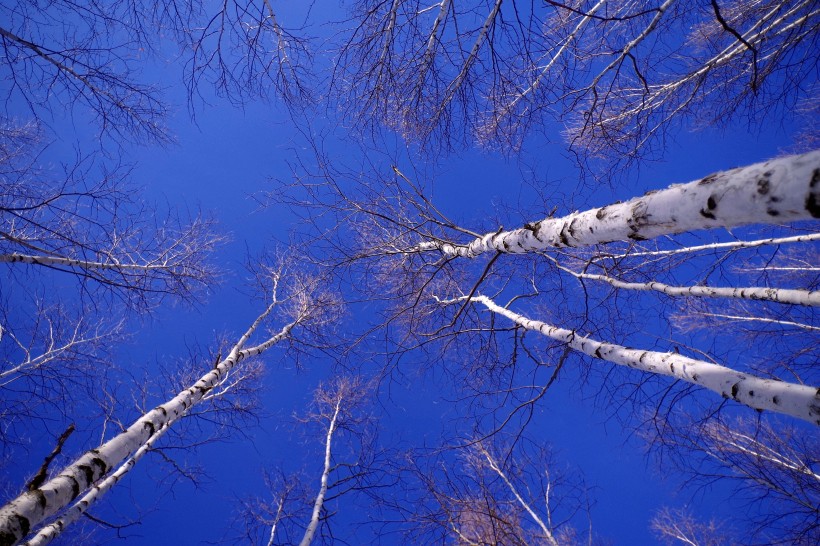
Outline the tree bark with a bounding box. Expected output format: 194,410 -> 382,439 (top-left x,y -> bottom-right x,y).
416,150 -> 820,256
299,397 -> 341,546
461,294 -> 820,425
0,297 -> 299,546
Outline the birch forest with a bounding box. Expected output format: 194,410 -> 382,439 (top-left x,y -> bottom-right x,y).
1,1 -> 818,544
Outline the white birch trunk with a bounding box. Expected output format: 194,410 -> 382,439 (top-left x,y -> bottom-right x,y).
0,298 -> 298,546
592,232 -> 820,262
0,253 -> 171,271
549,262 -> 820,306
299,398 -> 341,546
21,421 -> 172,546
462,295 -> 820,425
480,448 -> 559,546
416,150 -> 820,257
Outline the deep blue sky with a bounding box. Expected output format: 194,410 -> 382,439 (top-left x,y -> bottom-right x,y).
2,1 -> 817,545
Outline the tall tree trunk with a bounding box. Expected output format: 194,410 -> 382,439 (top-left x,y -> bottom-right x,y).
458,294 -> 820,424
416,150 -> 820,256
299,397 -> 341,546
0,295 -> 302,546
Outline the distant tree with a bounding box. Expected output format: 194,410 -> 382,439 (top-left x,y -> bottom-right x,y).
334,0 -> 819,163
391,438 -> 587,545
652,416 -> 820,545
0,1 -> 311,146
232,375 -> 387,546
651,506 -> 731,546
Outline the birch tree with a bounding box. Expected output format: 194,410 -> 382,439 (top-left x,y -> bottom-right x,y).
299,149 -> 819,417
651,416 -> 820,544
334,0 -> 819,162
393,438 -> 586,545
0,122 -> 223,310
296,376 -> 373,546
0,264 -> 337,546
233,376 -> 385,546
0,1 -> 312,145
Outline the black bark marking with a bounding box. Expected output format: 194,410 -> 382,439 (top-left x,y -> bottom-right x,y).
594,348 -> 602,358
628,232 -> 648,241
559,224 -> 570,246
766,208 -> 780,216
748,390 -> 755,397
700,194 -> 719,219
91,457 -> 107,476
568,218 -> 579,237
68,475 -> 80,499
731,382 -> 740,399
4,515 -> 31,543
596,206 -> 608,220
698,173 -> 719,185
78,465 -> 94,485
756,171 -> 772,195
692,373 -> 700,382
772,395 -> 780,405
143,421 -> 155,436
807,168 -> 820,217
33,489 -> 47,508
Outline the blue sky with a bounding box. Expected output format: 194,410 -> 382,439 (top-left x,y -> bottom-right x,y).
2,1 -> 818,545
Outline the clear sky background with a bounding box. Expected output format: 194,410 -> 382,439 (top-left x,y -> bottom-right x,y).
2,1 -> 817,545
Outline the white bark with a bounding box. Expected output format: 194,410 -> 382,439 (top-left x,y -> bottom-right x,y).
592,233 -> 820,262
0,295 -> 300,546
494,0 -> 605,119
685,311 -> 820,332
21,422 -> 171,546
0,253 -> 172,271
458,295 -> 820,425
480,448 -> 559,546
416,150 -> 820,257
548,258 -> 820,306
299,397 -> 342,546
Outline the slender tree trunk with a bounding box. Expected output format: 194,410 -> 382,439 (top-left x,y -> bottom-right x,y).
480,447 -> 560,546
548,258 -> 820,306
0,297 -> 300,546
458,294 -> 820,424
21,421 -> 171,546
299,397 -> 342,546
416,150 -> 820,256
0,254 -> 171,270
